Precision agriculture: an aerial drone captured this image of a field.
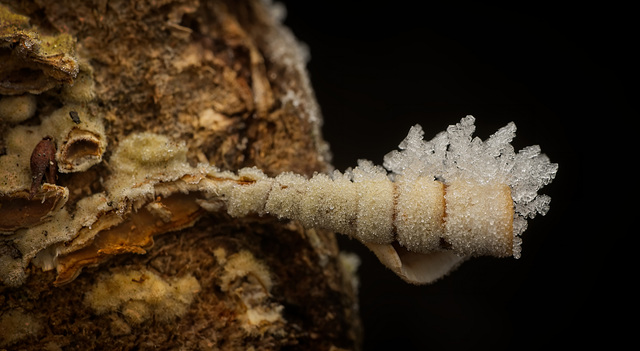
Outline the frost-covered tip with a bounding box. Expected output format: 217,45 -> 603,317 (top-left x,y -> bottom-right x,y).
379,115 -> 558,258
229,115 -> 556,283
243,116 -> 557,262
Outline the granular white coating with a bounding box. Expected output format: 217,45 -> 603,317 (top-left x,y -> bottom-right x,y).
257,116 -> 557,258
352,161 -> 395,244
383,116 -> 557,257
394,175 -> 445,253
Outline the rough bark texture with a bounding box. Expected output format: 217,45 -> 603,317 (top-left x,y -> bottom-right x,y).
0,0 -> 360,349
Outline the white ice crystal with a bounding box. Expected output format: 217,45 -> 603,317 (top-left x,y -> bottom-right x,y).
383,115 -> 558,257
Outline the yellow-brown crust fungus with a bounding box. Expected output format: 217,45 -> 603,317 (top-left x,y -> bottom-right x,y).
54,193 -> 205,286
0,93 -> 37,123
0,3 -> 79,95
0,183 -> 68,232
83,268 -> 201,325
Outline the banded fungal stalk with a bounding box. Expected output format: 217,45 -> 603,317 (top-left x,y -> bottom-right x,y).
2,116 -> 557,286
208,115 -> 557,283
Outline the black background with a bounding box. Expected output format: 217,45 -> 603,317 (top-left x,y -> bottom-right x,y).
279,2 -> 628,350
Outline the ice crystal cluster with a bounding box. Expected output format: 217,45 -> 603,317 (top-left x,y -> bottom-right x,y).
382,115 -> 557,258
256,115 -> 557,261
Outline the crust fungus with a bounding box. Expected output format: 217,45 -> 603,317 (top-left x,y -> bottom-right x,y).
83,268 -> 201,325
214,249 -> 285,335
44,105 -> 107,173
0,101 -> 105,235
0,3 -> 79,95
54,193 -> 205,286
0,184 -> 68,232
0,94 -> 37,123
0,4 -> 106,286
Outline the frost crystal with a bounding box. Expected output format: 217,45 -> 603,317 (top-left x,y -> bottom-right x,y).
383,115 -> 558,257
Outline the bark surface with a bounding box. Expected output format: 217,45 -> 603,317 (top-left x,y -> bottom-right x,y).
0,1 -> 361,349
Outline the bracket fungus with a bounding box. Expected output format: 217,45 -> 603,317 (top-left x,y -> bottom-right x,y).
0,3 -> 78,95
0,183 -> 68,232
1,4 -> 107,286
0,77 -> 105,236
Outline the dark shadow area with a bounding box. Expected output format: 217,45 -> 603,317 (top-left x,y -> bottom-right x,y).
280,2 -> 629,350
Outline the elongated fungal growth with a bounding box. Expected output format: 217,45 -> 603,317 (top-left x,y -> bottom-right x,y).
219,116 -> 557,259
0,114 -> 557,287
227,115 -> 558,282
1,115 -> 556,287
